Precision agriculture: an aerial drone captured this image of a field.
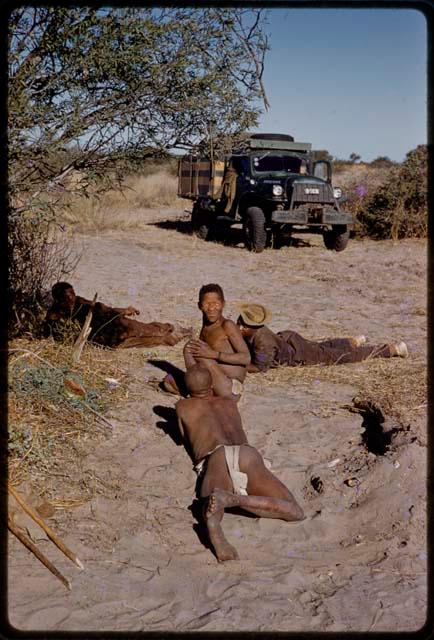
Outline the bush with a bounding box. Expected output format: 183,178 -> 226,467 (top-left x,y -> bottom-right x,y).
8,211 -> 79,337
357,145 -> 427,240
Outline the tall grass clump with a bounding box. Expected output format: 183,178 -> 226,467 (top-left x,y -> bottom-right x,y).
8,337 -> 128,494
61,169 -> 184,232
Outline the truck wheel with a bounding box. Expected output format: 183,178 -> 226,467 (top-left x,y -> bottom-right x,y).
191,205 -> 211,241
244,207 -> 267,253
323,225 -> 350,252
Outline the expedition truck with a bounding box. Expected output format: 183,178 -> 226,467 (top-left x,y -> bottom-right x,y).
177,133 -> 353,252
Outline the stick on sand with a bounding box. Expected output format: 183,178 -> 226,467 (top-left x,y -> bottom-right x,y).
72,292 -> 97,364
8,485 -> 84,570
8,515 -> 71,591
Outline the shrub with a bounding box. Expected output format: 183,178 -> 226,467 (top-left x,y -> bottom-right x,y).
8,210 -> 79,337
357,145 -> 427,240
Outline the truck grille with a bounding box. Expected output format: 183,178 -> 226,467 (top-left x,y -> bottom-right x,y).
290,182 -> 334,204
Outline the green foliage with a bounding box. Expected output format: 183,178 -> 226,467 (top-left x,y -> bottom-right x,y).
8,358 -> 105,470
357,145 -> 427,240
9,7 -> 268,199
8,7 -> 269,332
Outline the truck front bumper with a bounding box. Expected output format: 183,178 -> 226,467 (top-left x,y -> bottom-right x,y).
271,209 -> 353,225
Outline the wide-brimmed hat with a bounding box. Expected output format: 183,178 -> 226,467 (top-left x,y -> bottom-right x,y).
237,303 -> 272,327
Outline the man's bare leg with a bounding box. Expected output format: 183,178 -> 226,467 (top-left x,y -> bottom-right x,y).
162,373 -> 182,395
203,501 -> 240,562
203,445 -> 304,560
206,488 -> 304,521
200,449 -> 240,562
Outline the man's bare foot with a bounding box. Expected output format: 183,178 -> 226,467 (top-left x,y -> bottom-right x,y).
162,374 -> 182,396
206,488 -> 237,518
214,539 -> 240,562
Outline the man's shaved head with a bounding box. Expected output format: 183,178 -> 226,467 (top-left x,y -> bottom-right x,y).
185,365 -> 212,395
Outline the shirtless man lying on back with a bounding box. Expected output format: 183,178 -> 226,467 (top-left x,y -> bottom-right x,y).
164,283 -> 250,401
175,364 -> 305,562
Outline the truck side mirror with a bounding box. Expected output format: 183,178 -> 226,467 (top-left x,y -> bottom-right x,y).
313,160 -> 332,183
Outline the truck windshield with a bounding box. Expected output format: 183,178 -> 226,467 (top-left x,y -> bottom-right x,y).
253,155 -> 302,173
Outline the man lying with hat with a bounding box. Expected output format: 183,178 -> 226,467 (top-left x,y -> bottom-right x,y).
236,303 -> 409,373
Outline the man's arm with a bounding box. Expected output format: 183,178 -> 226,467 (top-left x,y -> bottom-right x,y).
185,320 -> 250,366
219,319 -> 251,365
247,362 -> 261,373
175,402 -> 185,440
248,331 -> 279,373
112,305 -> 140,316
77,296 -> 139,317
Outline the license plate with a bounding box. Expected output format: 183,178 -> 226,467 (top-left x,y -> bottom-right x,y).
305,188 -> 320,194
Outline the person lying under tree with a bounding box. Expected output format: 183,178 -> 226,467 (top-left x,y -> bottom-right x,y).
175,364 -> 305,562
44,282 -> 192,348
236,303 -> 409,373
163,283 -> 250,401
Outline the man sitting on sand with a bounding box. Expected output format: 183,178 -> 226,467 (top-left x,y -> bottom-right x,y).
175,364 -> 305,562
44,282 -> 191,348
163,283 -> 250,401
236,303 -> 409,373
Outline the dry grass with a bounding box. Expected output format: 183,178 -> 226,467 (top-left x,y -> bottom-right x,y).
333,163 -> 392,194
8,337 -> 133,500
257,355 -> 426,426
61,170 -> 185,232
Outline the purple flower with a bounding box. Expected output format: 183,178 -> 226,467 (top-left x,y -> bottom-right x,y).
355,185 -> 368,197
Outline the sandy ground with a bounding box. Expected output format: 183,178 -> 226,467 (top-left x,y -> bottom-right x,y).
8,208 -> 427,632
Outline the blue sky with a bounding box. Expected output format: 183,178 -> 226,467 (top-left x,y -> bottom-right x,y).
253,8 -> 427,162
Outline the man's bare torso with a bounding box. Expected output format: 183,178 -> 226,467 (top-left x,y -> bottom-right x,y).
201,318 -> 246,382
176,396 -> 248,463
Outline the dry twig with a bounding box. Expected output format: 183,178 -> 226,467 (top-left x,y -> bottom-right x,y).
8,515 -> 71,591
9,485 -> 84,570
72,292 -> 97,364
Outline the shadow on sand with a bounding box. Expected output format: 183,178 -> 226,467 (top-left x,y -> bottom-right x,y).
151,219 -> 314,249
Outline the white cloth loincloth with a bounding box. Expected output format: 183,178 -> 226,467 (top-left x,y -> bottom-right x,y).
231,379 -> 244,396
194,443 -> 248,495
194,444 -> 272,495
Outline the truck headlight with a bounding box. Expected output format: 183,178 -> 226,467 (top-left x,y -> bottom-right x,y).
272,185 -> 283,196
333,187 -> 342,199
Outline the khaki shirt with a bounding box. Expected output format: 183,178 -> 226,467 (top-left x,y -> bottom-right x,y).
250,325 -> 295,372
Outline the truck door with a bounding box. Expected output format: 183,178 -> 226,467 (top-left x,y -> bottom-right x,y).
313,160 -> 332,183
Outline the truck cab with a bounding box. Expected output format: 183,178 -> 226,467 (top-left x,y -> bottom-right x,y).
178,133 -> 353,252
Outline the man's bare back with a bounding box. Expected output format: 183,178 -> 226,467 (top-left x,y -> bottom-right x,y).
175,365 -> 304,562
176,394 -> 248,464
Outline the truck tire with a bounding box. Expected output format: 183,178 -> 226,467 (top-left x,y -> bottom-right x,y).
250,133 -> 294,142
244,207 -> 267,253
191,204 -> 211,241
323,225 -> 350,252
